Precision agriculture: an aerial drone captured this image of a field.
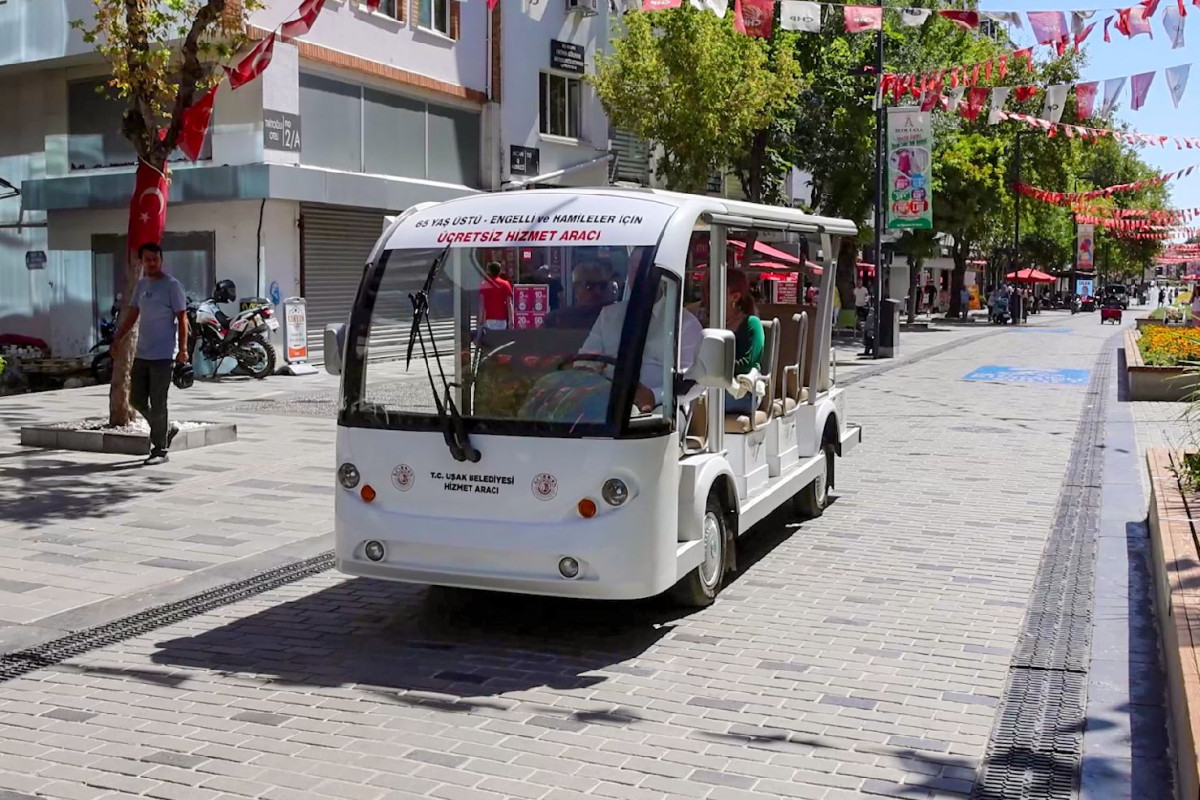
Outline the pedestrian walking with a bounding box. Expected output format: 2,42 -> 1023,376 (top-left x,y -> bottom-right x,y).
854,282 -> 870,329
960,286 -> 971,321
861,297 -> 877,357
478,262 -> 514,332
112,243 -> 189,465
1159,287 -> 1166,306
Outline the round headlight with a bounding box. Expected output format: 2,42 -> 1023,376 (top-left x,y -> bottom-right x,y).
602,478 -> 629,506
558,557 -> 580,579
337,463 -> 360,489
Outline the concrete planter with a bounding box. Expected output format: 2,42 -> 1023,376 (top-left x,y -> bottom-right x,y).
1136,317 -> 1189,331
1124,329 -> 1200,402
19,421 -> 237,455
1147,450 -> 1200,800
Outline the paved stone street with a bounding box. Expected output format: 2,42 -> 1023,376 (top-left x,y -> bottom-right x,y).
0,309 -> 1171,799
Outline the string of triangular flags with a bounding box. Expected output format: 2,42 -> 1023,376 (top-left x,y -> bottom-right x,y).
1076,214 -> 1198,234
641,0 -> 1196,43
1070,204 -> 1200,220
1015,169 -> 1193,203
168,0 -> 330,162
887,62 -> 1192,118
998,109 -> 1200,148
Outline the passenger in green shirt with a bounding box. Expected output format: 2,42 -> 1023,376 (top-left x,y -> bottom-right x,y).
725,269 -> 764,416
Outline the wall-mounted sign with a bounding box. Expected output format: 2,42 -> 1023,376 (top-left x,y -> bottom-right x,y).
510,145 -> 540,177
550,40 -> 586,74
263,109 -> 302,152
24,251 -> 46,270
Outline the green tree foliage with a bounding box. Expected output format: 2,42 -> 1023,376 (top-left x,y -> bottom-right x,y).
591,5 -> 803,197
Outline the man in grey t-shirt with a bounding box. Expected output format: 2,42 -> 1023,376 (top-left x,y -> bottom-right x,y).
113,243 -> 189,465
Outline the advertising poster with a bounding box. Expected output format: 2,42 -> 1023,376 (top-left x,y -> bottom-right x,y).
886,108 -> 933,230
1077,278 -> 1095,300
513,284 -> 549,330
1077,224 -> 1095,272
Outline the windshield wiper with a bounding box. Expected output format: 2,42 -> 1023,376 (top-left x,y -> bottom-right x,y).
407,246 -> 480,463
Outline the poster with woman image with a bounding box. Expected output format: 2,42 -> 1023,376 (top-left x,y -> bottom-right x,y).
886,109 -> 933,230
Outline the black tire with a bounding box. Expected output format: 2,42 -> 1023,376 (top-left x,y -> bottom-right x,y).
795,442 -> 834,519
91,352 -> 113,385
239,335 -> 277,379
669,493 -> 729,608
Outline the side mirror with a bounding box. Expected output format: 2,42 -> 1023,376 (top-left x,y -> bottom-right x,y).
323,324 -> 346,376
684,329 -> 736,389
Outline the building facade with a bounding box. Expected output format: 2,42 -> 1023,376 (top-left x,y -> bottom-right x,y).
1,0 -> 488,362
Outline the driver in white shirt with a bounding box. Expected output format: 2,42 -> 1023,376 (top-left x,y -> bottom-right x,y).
578,249 -> 704,413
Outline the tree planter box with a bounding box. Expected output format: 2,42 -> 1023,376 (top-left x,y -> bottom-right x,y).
1125,329 -> 1200,402
19,420 -> 236,455
1148,450 -> 1200,800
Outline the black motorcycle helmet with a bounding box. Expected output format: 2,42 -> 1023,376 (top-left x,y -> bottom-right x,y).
212,279 -> 237,304
172,362 -> 195,390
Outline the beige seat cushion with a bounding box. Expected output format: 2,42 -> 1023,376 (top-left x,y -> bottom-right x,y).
724,410 -> 770,433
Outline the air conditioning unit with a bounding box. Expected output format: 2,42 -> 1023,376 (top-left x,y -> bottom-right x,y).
567,0 -> 598,16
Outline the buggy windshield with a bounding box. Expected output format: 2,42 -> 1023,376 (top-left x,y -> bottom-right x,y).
338,193 -> 693,439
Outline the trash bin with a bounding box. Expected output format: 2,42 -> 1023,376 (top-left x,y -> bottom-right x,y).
877,299 -> 901,358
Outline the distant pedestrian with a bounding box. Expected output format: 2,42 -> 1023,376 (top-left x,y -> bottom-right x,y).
112,243 -> 188,465
960,287 -> 971,320
861,297 -> 877,357
1159,287 -> 1166,306
854,282 -> 870,328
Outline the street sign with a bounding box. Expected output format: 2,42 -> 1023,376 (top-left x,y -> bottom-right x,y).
263,109 -> 302,152
510,145 -> 540,177
25,251 -> 46,270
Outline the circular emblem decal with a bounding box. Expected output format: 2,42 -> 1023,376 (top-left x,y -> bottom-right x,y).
532,473 -> 558,501
391,464 -> 415,492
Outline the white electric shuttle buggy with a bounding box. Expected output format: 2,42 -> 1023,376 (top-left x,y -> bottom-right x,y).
324,188 -> 861,606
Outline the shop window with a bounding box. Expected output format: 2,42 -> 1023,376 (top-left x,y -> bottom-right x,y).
379,0 -> 405,19
68,78 -> 210,169
539,73 -> 581,140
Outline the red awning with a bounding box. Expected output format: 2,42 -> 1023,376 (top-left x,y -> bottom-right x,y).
728,238 -> 801,265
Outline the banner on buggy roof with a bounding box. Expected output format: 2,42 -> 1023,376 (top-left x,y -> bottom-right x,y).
386,194 -> 678,250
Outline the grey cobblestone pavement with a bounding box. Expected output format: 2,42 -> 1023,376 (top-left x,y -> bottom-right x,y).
0,309 -> 1163,799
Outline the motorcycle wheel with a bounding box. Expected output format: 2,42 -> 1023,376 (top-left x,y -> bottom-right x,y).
91,352 -> 113,385
238,335 -> 277,380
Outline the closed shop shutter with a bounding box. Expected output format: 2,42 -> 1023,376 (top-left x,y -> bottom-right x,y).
301,204 -> 457,365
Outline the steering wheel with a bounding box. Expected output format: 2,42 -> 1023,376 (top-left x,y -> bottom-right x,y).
557,353 -> 619,371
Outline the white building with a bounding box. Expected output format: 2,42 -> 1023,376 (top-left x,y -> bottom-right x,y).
1,0 -> 489,362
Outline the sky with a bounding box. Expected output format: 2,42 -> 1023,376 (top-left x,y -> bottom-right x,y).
978,0 -> 1199,215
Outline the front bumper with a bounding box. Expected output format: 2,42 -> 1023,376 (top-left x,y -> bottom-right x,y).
839,424 -> 862,456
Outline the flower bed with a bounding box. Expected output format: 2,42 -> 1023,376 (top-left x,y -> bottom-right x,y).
1125,329 -> 1200,401
1138,325 -> 1200,366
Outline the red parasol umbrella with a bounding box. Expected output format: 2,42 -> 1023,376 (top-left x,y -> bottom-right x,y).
1005,268 -> 1056,283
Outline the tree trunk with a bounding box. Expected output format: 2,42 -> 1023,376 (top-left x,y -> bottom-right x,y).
949,247 -> 967,319
110,159 -> 169,426
835,238 -> 857,313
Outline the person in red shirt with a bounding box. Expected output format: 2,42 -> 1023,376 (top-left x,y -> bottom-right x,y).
478,262 -> 514,331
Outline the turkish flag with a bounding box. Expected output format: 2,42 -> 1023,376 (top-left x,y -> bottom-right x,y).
1014,85 -> 1039,102
226,33 -> 276,90
843,6 -> 882,32
281,0 -> 327,37
1074,81 -> 1098,118
961,87 -> 989,121
177,85 -> 218,162
938,10 -> 979,29
127,162 -> 168,255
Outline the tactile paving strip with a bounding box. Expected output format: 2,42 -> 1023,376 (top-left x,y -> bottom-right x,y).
971,344 -> 1114,800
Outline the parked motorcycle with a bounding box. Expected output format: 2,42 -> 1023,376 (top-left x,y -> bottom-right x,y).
1070,295 -> 1081,314
89,297 -> 120,384
187,280 -> 278,380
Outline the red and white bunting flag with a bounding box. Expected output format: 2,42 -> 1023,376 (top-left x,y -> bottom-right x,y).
843,6 -> 882,32
176,85 -> 218,162
1071,10 -> 1096,34
1166,63 -> 1191,107
946,86 -> 966,113
961,87 -> 989,121
1074,21 -> 1097,46
1013,48 -> 1033,71
1142,0 -> 1163,15
1130,70 -> 1155,109
899,8 -> 932,26
365,0 -> 381,8
1027,10 -> 1067,43
780,1 -> 821,32
1117,5 -> 1154,37
1014,85 -> 1039,102
1075,81 -> 1099,117
737,0 -> 774,37
939,10 -> 979,30
226,33 -> 276,90
1104,14 -> 1114,39
998,55 -> 1009,79
1100,76 -> 1126,116
983,11 -> 1023,28
644,0 -> 682,9
280,0 -> 327,38
1042,84 -> 1070,123
1164,2 -> 1187,45
731,0 -> 746,31
988,87 -> 1011,124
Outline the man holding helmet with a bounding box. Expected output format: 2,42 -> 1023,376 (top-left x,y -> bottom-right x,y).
112,242 -> 189,465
